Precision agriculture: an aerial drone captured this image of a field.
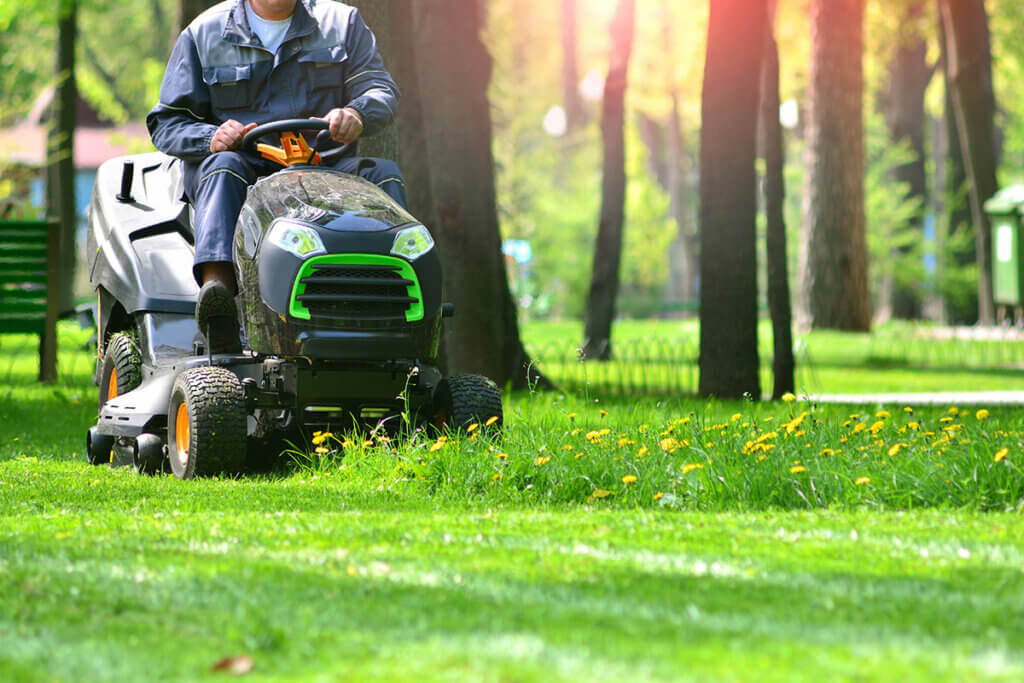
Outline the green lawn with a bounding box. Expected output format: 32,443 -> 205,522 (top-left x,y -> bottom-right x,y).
1,325 -> 1024,680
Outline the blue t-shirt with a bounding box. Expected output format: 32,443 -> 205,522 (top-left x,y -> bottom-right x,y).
244,2 -> 292,54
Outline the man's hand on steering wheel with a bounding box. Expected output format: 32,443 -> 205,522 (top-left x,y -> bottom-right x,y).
210,119 -> 258,154
319,107 -> 364,144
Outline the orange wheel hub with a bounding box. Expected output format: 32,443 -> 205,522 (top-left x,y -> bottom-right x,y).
174,404 -> 190,467
107,367 -> 118,401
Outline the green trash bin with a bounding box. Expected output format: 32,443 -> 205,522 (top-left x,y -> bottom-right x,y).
984,186 -> 1024,307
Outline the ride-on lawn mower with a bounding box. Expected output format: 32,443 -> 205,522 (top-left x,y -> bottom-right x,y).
86,119 -> 502,478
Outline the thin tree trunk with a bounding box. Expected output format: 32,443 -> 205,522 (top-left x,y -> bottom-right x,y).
401,0 -> 548,388
802,0 -> 870,331
759,0 -> 794,398
939,0 -> 997,326
49,0 -> 77,315
883,2 -> 932,320
698,0 -> 766,398
561,0 -> 586,132
938,3 -> 975,324
582,0 -> 635,361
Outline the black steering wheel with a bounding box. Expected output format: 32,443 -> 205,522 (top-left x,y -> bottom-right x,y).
241,118 -> 350,164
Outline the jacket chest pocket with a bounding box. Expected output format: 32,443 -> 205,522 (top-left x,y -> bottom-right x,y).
297,46 -> 348,93
203,64 -> 253,110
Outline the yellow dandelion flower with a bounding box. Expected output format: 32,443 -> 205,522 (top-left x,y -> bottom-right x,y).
315,446 -> 329,455
312,432 -> 333,445
855,476 -> 871,486
757,454 -> 767,462
492,472 -> 503,481
852,423 -> 867,434
948,406 -> 959,414
621,474 -> 638,485
868,421 -> 885,435
789,465 -> 807,474
887,443 -> 901,457
781,392 -> 796,402
681,463 -> 704,474
820,448 -> 836,456
976,409 -> 990,421
994,448 -> 1008,462
840,436 -> 848,444
908,421 -> 919,431
637,446 -> 648,458
567,412 -> 577,420
659,437 -> 680,452
599,409 -> 609,418
617,438 -> 635,447
466,423 -> 479,433
903,406 -> 914,413
363,440 -> 374,447
534,455 -> 551,466
585,430 -> 602,441
599,428 -> 611,436
497,452 -> 508,460
876,410 -> 891,419
653,492 -> 664,501
561,444 -> 574,451
939,416 -> 954,423
485,416 -> 500,426
591,489 -> 612,499
849,413 -> 861,419
574,452 -> 584,459
732,413 -> 743,421
430,439 -> 446,453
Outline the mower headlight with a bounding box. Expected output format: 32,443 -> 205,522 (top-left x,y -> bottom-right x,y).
391,224 -> 434,261
267,220 -> 326,259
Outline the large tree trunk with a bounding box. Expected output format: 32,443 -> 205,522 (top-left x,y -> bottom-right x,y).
49,0 -> 77,315
348,1 -> 398,161
177,0 -> 218,33
698,0 -> 765,398
881,2 -> 932,320
802,0 -> 870,331
582,0 -> 635,361
939,0 -> 997,326
561,0 -> 586,132
759,0 -> 794,399
398,0 -> 546,388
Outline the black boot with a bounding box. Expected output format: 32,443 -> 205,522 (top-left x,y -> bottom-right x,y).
195,280 -> 242,354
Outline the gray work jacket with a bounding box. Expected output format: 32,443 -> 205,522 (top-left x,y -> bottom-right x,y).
147,0 -> 398,163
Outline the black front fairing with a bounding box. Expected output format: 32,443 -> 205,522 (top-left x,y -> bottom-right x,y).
234,167 -> 443,361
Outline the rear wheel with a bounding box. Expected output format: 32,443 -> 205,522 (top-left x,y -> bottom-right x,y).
432,374 -> 503,435
98,332 -> 141,410
167,366 -> 247,479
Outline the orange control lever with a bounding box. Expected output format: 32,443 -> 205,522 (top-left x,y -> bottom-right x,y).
257,131 -> 321,167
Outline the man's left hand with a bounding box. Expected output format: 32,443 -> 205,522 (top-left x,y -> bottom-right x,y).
319,107 -> 364,144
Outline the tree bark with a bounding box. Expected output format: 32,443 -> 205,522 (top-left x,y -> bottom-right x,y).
399,0 -> 547,388
881,2 -> 932,320
49,0 -> 77,315
939,0 -> 997,326
561,0 -> 586,132
581,0 -> 635,361
698,0 -> 765,398
759,0 -> 794,399
348,0 -> 398,161
802,0 -> 870,331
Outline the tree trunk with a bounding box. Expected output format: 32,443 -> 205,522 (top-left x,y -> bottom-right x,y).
49,0 -> 77,315
939,0 -> 997,326
759,0 -> 794,399
882,2 -> 931,320
802,0 -> 870,331
698,0 -> 765,398
561,0 -> 586,132
937,3 -> 975,324
177,0 -> 218,33
348,0 -> 398,161
399,0 -> 547,388
582,0 -> 635,361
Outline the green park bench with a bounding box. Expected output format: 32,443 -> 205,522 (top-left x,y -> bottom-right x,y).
0,219 -> 60,382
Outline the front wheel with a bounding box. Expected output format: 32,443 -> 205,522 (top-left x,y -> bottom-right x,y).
98,332 -> 142,410
167,367 -> 247,479
432,374 -> 503,435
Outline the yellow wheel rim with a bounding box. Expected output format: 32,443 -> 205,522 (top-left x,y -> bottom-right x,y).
107,367 -> 118,401
175,403 -> 190,467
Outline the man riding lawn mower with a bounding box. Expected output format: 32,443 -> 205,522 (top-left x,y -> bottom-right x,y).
86,0 -> 502,478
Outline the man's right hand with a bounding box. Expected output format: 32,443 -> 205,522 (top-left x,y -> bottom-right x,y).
210,120 -> 258,154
